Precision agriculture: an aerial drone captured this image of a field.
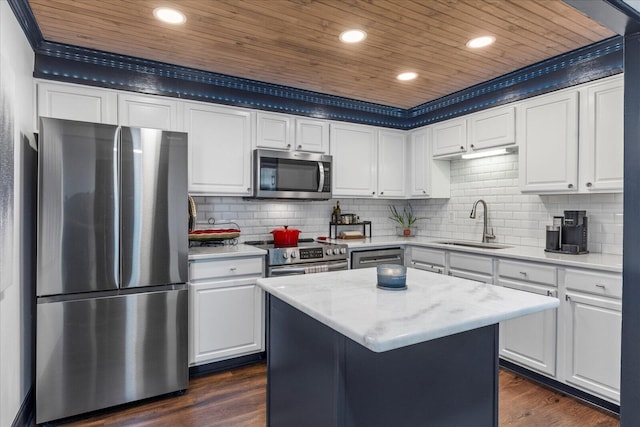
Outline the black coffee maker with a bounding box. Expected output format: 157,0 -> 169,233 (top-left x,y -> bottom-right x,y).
545,210 -> 589,254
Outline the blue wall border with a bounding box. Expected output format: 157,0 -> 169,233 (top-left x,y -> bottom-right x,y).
9,0 -> 623,130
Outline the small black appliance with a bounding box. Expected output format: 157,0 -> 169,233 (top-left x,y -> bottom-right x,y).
545,210 -> 588,254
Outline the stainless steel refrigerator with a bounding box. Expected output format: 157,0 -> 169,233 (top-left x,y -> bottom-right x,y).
36,117 -> 189,424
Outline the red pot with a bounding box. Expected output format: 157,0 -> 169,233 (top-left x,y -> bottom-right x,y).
271,226 -> 301,247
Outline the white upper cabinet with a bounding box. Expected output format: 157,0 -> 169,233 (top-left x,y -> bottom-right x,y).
256,112 -> 329,153
519,75 -> 623,194
377,129 -> 406,198
431,117 -> 467,157
579,75 -> 624,193
37,81 -> 117,126
408,127 -> 450,198
518,89 -> 579,193
255,112 -> 293,150
117,93 -> 180,130
184,102 -> 253,195
468,105 -> 515,152
330,122 -> 378,197
295,117 -> 329,153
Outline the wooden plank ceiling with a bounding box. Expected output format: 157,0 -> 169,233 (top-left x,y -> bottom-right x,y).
28,0 -> 615,109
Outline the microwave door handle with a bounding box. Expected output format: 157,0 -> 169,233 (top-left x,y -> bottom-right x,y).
318,162 -> 325,192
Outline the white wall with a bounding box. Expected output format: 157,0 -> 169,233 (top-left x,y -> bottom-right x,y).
0,1 -> 35,425
194,153 -> 623,255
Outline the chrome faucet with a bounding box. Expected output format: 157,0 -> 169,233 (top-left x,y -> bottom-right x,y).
470,199 -> 496,243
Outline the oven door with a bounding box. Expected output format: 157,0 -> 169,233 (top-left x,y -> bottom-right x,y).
268,260 -> 348,277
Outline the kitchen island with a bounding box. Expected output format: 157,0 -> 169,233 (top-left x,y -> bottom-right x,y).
257,267 -> 559,427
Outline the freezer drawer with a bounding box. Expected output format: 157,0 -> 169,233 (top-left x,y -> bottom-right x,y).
36,288 -> 188,424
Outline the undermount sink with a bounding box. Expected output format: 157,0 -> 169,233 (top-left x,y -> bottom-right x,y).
433,240 -> 512,250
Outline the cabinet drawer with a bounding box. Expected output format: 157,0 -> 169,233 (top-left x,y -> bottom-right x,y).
189,257 -> 263,281
449,252 -> 493,275
499,259 -> 557,286
410,247 -> 445,268
565,269 -> 621,299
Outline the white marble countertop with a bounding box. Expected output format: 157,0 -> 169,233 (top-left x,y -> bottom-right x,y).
189,244 -> 266,260
257,267 -> 559,353
338,236 -> 622,273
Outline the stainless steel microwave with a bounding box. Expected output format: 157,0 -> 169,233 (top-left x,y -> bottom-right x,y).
252,149 -> 332,200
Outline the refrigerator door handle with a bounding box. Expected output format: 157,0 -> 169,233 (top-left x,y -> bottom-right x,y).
113,126 -> 121,287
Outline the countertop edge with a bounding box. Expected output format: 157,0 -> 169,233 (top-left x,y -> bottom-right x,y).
258,269 -> 560,353
343,237 -> 622,273
188,244 -> 267,260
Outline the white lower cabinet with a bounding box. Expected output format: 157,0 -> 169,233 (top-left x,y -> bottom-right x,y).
405,245 -> 622,405
448,252 -> 494,283
498,260 -> 558,377
562,269 -> 621,403
189,256 -> 264,366
406,247 -> 445,274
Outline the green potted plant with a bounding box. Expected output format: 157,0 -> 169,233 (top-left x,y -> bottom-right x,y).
388,203 -> 426,237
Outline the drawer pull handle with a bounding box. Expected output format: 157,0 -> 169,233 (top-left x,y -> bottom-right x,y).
547,290 -> 553,296
230,267 -> 237,271
595,284 -> 606,289
565,295 -> 571,301
519,271 -> 528,277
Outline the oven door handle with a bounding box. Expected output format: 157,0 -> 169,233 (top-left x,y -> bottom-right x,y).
270,267 -> 307,276
269,260 -> 348,276
328,260 -> 349,271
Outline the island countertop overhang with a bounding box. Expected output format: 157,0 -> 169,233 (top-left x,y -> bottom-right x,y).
257,267 -> 559,353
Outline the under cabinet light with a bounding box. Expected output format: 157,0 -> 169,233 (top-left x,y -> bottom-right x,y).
461,148 -> 509,159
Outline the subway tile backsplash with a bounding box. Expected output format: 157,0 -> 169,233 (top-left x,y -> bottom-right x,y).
193,153 -> 623,255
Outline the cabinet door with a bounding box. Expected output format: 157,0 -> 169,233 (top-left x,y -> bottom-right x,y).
377,129 -> 406,198
468,105 -> 515,151
579,76 -> 623,192
117,93 -> 179,130
408,128 -> 451,198
563,291 -> 621,403
330,123 -> 377,197
256,112 -> 292,150
518,90 -> 579,193
408,247 -> 445,273
37,81 -> 117,125
431,117 -> 467,157
185,102 -> 252,195
190,278 -> 264,365
295,118 -> 329,153
499,280 -> 557,376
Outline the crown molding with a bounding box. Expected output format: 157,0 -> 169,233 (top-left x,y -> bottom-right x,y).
8,0 -> 624,130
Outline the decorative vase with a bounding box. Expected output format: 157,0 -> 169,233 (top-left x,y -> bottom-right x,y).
397,226 -> 416,237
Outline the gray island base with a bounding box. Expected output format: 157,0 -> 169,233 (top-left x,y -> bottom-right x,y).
268,296 -> 498,427
258,268 -> 558,427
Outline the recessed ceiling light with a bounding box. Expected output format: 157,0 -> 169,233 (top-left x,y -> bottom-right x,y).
466,36 -> 496,49
339,29 -> 367,43
153,7 -> 186,25
397,72 -> 418,81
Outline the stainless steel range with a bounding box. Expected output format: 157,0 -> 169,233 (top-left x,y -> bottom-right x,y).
245,238 -> 348,276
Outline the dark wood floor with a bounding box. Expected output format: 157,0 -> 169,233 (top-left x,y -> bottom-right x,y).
54,362 -> 618,427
